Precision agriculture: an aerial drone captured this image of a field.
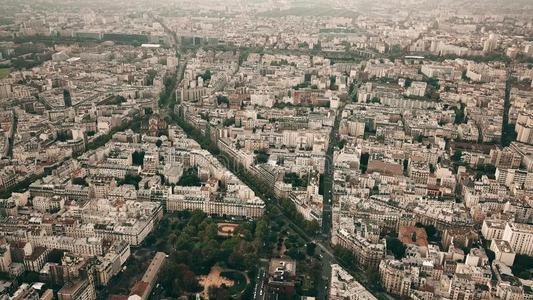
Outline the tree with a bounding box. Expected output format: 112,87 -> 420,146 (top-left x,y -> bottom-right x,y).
299,42 -> 309,49
178,167 -> 202,186
189,210 -> 207,227
502,124 -> 517,147
329,75 -> 337,90
72,177 -> 88,186
451,150 -> 462,162
370,185 -> 379,196
386,236 -> 406,259
387,44 -> 405,58
63,89 -> 72,107
292,82 -> 309,90
283,172 -> 308,188
132,150 -> 145,166
333,245 -> 356,268
254,218 -> 270,242
254,149 -> 269,164
168,233 -> 178,250
228,251 -> 246,270
305,220 -> 320,235
475,164 -> 497,179
156,139 -> 163,147
48,249 -> 64,263
158,74 -> 178,108
415,223 -> 438,242
306,242 -> 317,256
512,255 -> 533,279
286,247 -> 306,260
56,131 -> 69,142
199,221 -> 219,242
199,70 -> 212,82
454,103 -> 467,124
216,95 -> 229,106
145,69 -> 157,85
425,225 -> 437,237
360,153 -> 370,173
108,95 -> 126,105
175,232 -> 193,250
366,268 -> 381,290
117,174 -> 142,189
159,262 -> 179,295
337,139 -> 347,149
223,117 -> 235,127
485,248 -> 496,263
12,57 -> 42,69
179,264 -> 201,293
208,286 -> 231,300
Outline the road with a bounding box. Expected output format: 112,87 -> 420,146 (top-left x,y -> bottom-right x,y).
150,13 -> 187,118
159,67 -> 381,299
322,100 -> 346,236
161,64 -> 355,300
167,80 -> 379,299
151,13 -> 381,300
253,261 -> 268,300
5,109 -> 16,159
501,62 -> 513,146
150,13 -> 179,54
173,59 -> 187,104
313,100 -> 347,299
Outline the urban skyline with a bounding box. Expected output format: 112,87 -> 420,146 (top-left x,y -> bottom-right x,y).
0,0 -> 531,299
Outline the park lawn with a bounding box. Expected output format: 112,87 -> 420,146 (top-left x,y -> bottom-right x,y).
0,68 -> 9,79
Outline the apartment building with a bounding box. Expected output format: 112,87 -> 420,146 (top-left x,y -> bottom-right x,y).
501,222 -> 533,256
